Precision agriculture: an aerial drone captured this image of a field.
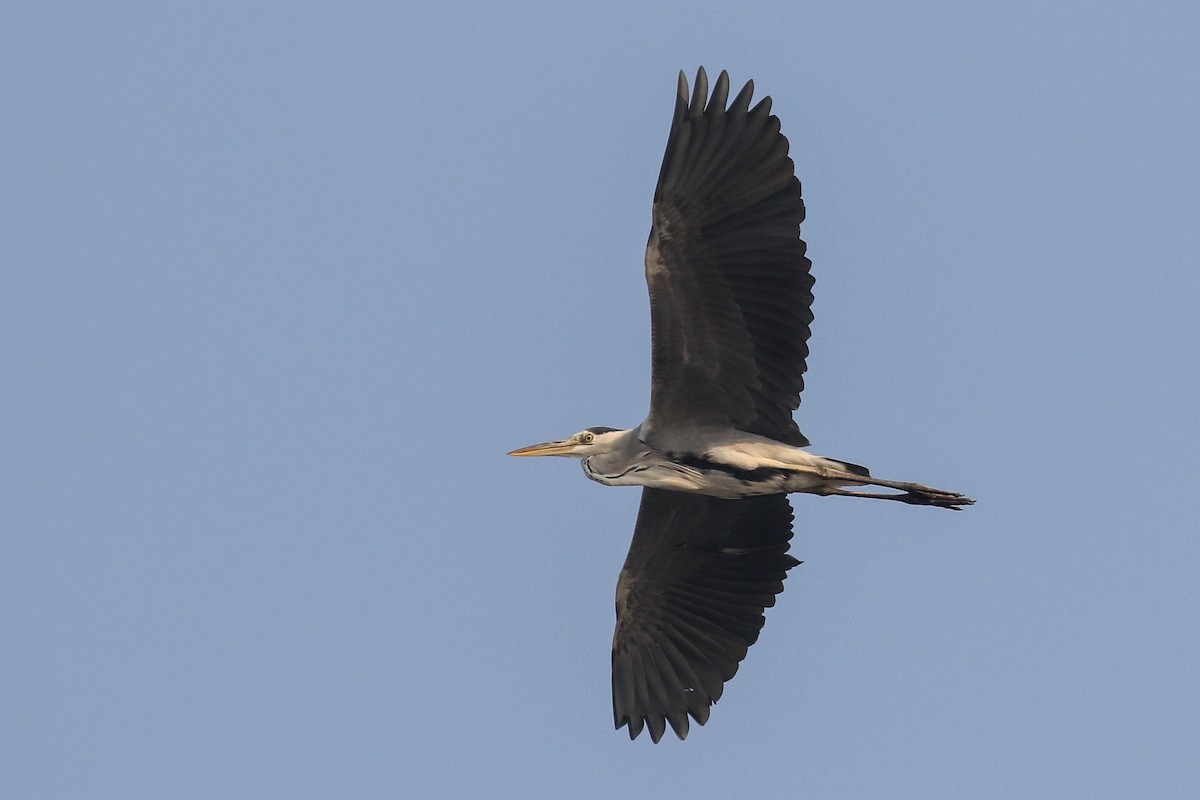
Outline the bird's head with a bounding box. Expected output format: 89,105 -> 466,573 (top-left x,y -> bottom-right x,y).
508,427 -> 626,458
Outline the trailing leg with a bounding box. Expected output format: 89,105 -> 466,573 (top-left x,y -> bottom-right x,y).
813,468 -> 974,510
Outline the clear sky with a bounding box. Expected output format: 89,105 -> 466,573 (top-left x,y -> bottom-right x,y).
3,2 -> 1198,798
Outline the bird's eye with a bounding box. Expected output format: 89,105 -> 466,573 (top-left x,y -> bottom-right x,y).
582,432 -> 595,443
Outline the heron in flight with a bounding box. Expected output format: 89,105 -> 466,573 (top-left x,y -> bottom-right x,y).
510,68 -> 973,743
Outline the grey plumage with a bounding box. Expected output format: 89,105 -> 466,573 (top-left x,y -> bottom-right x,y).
510,68 -> 972,743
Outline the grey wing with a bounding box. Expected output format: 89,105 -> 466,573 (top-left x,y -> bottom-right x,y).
644,67 -> 814,448
611,488 -> 800,742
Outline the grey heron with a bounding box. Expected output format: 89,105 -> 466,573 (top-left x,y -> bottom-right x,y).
510,68 -> 973,743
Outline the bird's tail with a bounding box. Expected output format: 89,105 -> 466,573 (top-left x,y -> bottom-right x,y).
828,458 -> 870,478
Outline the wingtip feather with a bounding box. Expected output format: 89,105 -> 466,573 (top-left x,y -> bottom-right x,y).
689,67 -> 708,118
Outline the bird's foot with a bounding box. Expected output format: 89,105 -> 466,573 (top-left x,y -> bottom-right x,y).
895,488 -> 975,511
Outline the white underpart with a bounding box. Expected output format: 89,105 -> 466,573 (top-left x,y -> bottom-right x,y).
582,439 -> 864,500
705,442 -> 835,472
706,443 -> 859,494
582,450 -> 708,493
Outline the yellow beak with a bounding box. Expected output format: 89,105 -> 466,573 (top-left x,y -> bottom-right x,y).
507,439 -> 578,457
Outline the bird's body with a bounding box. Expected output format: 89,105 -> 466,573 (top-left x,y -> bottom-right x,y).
510,68 -> 973,743
573,426 -> 866,499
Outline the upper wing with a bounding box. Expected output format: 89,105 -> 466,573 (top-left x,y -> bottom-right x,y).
644,67 -> 814,448
611,487 -> 800,742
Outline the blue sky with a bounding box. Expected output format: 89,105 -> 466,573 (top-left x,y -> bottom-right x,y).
3,2 -> 1198,798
